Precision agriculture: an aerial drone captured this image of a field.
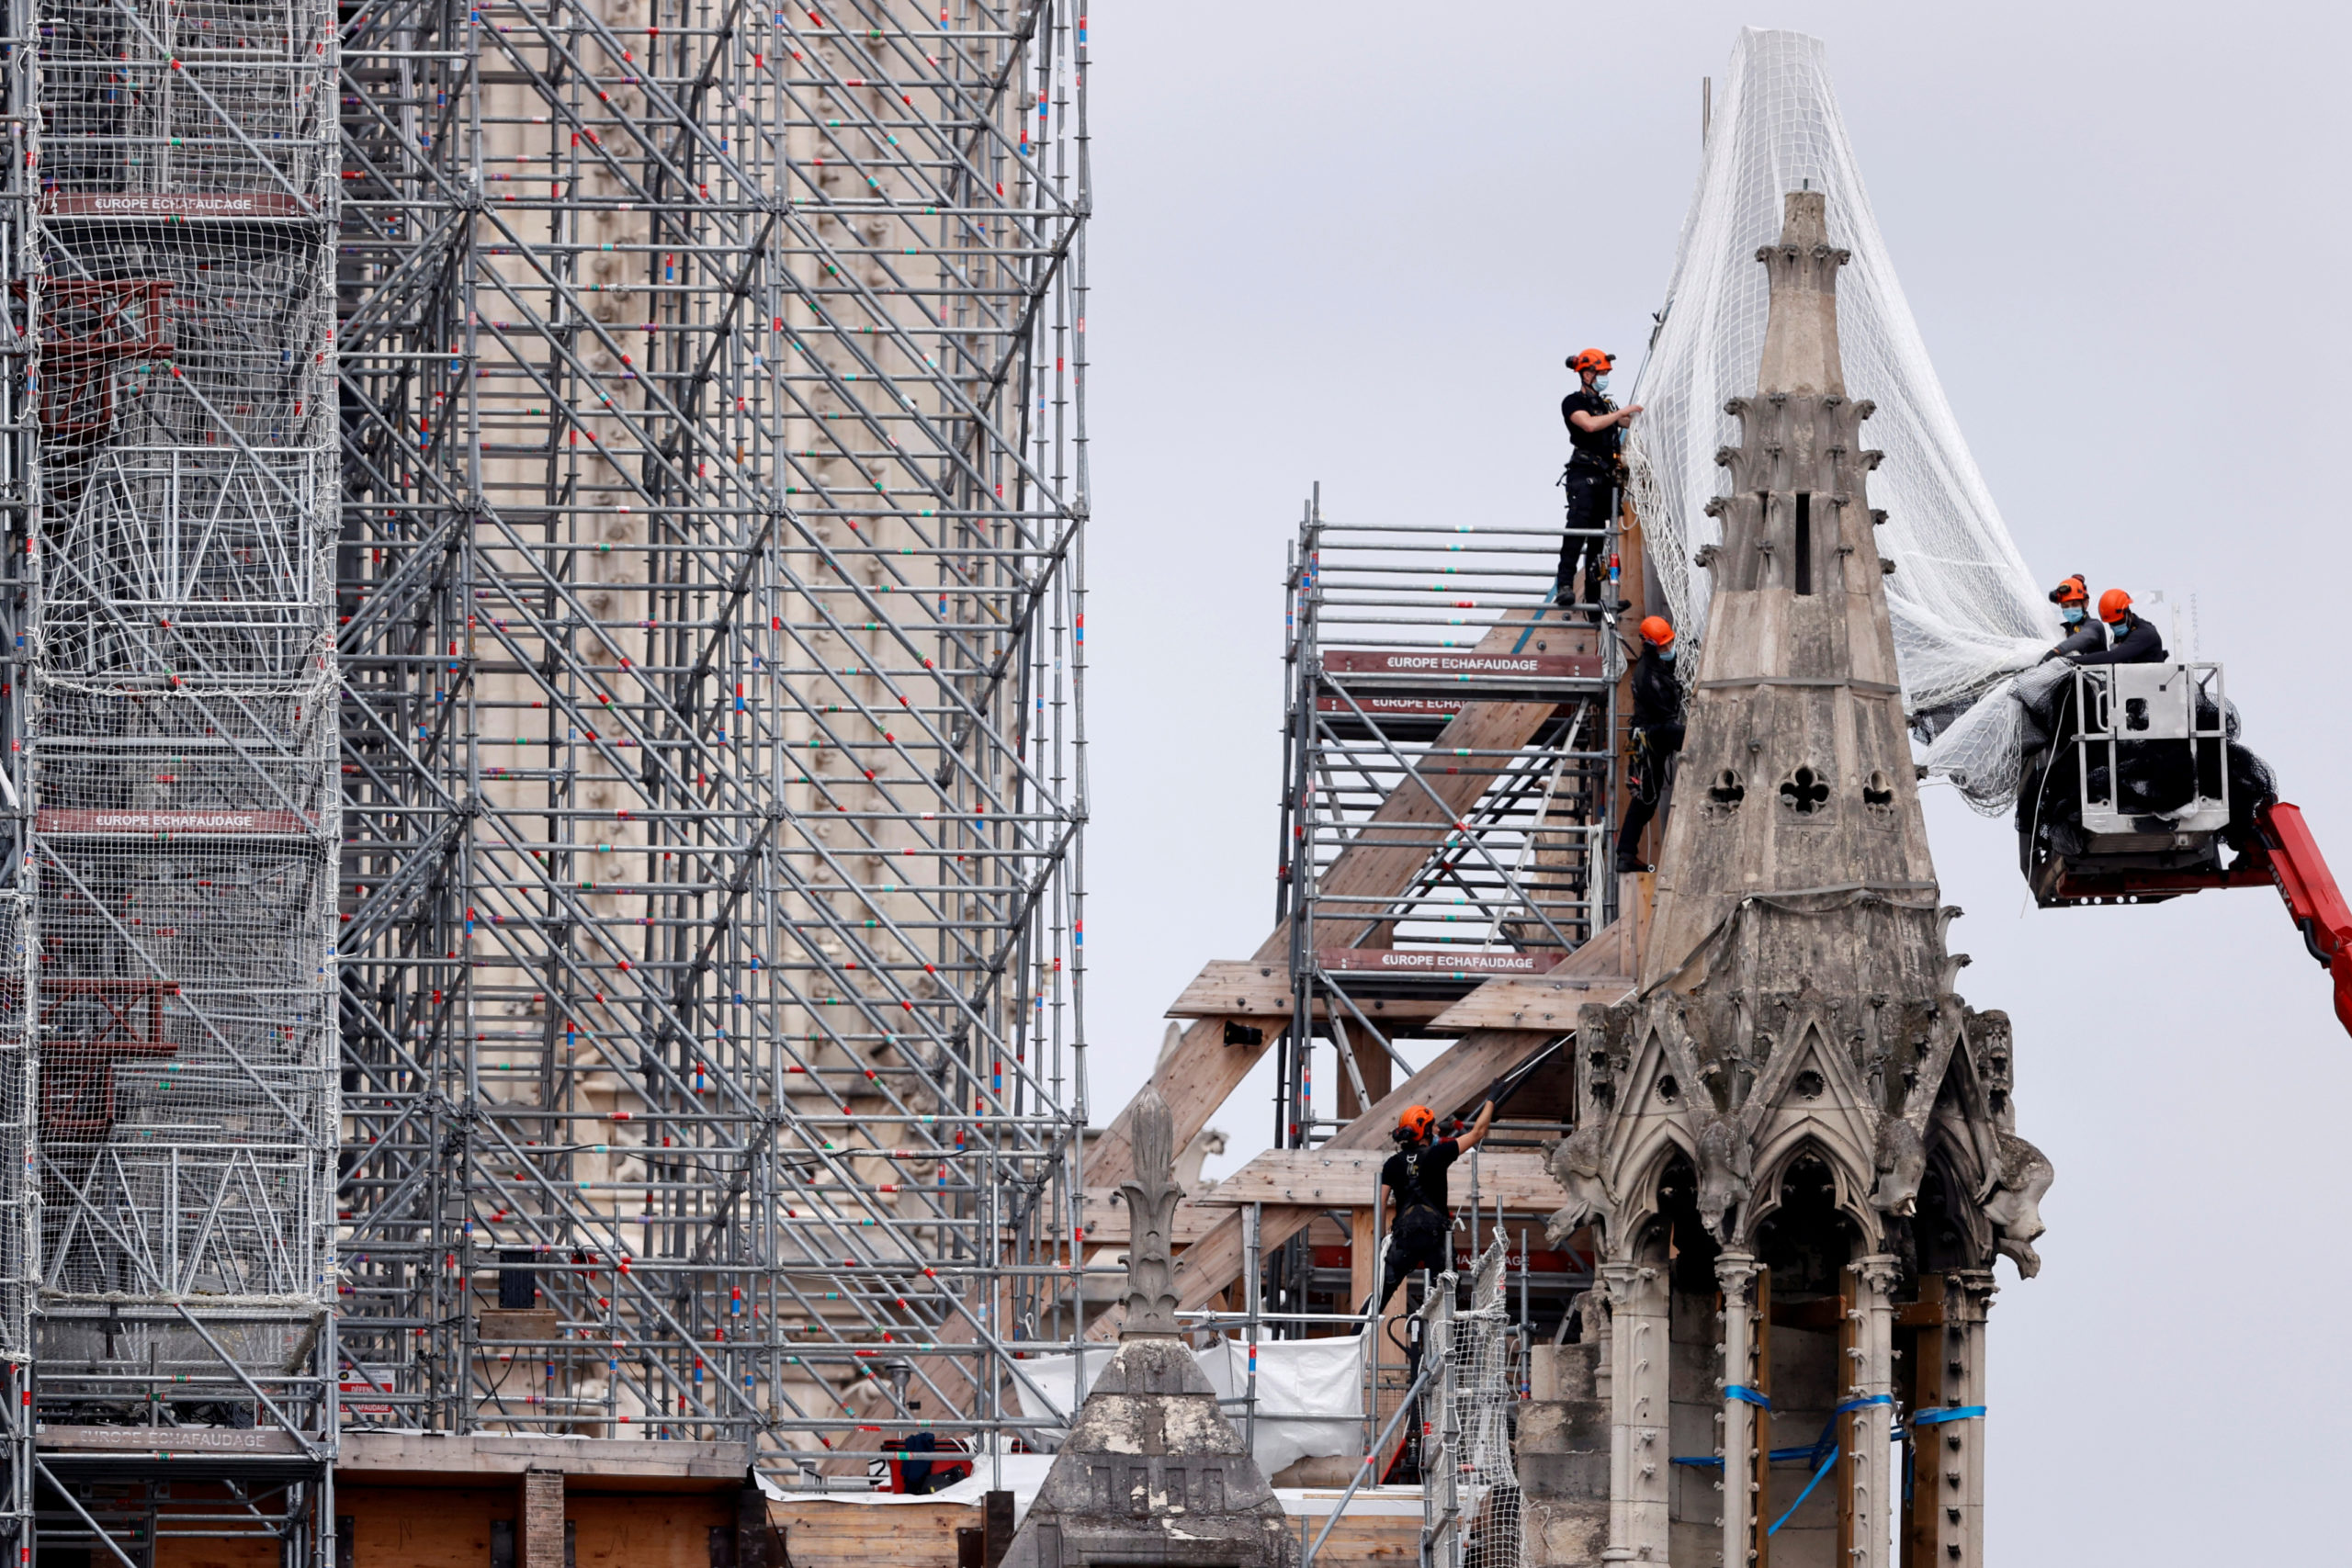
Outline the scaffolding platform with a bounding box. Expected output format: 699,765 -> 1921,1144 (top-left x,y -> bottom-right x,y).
1262,490 -> 1624,1213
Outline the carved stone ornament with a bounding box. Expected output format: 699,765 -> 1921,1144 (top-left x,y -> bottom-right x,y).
1116,1083 -> 1184,1338
1001,1088 -> 1295,1568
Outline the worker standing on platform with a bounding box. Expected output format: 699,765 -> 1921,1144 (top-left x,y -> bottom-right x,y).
1558,349 -> 1642,616
2038,574 -> 2109,663
1615,615 -> 1686,874
1374,1098 -> 1495,1311
2069,589 -> 2166,666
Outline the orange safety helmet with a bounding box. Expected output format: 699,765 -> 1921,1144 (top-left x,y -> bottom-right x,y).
2048,574 -> 2088,607
1638,615 -> 1674,648
1567,348 -> 1614,375
2098,588 -> 2132,625
1396,1104 -> 1436,1142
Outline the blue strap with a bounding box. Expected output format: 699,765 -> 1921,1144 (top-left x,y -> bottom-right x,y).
1906,1404 -> 1984,1427
1767,1446 -> 1837,1537
1670,1443 -> 1830,1469
1768,1396 -> 1893,1535
1668,1386 -> 1772,1466
1674,1392 -> 1896,1473
1795,1395 -> 1891,1472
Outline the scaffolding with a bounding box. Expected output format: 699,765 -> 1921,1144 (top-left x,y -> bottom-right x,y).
0,0 -> 35,1544
17,0 -> 345,1554
1274,490 -> 1617,1134
333,0 -> 1087,1490
1260,488 -> 1618,1340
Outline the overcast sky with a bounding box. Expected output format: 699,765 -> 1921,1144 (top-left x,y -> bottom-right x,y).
1074,5 -> 2351,1560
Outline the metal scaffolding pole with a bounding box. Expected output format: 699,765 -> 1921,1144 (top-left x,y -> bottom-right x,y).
1271,491 -> 1617,1319
0,0 -> 36,1545
20,0 -> 345,1553
334,0 -> 1087,1484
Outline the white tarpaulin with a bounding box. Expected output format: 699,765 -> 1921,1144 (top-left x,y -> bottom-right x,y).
758,1447 -> 1057,1522
1627,28 -> 2057,812
1013,1334 -> 1366,1482
1194,1332 -> 1366,1481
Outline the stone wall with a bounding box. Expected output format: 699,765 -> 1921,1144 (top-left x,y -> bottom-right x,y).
1519,1342 -> 1608,1566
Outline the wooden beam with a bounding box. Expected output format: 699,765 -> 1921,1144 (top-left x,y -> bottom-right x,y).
1349,1205 -> 1380,1322
1076,1190 -> 1228,1247
773,1502 -> 970,1568
844,604 -> 1590,1467
1336,1032 -> 1392,1122
1426,974 -> 1634,1032
1900,1275 -> 1947,1568
1086,603 -> 1572,1196
1105,1025 -> 1566,1338
1092,910 -> 1641,1334
1193,1148 -> 1567,1213
1165,961 -> 1451,1024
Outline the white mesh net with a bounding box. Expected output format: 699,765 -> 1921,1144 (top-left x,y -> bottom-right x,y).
1627,28 -> 2055,812
1426,1242 -> 1521,1568
0,897 -> 32,1362
28,0 -> 338,1359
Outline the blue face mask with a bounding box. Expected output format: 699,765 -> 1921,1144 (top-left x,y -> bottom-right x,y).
1592,375 -> 1611,394
1657,645 -> 1677,663
2059,605 -> 2085,627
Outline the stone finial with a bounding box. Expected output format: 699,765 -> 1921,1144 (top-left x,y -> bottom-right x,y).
1117,1084 -> 1183,1338
1754,188 -> 1849,399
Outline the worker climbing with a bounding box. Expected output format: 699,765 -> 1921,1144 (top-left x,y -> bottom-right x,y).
1374,1097 -> 1494,1312
1615,615 -> 1685,874
1558,348 -> 1641,618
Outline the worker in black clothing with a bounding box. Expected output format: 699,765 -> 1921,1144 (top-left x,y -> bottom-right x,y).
2070,589 -> 2166,666
1374,1098 -> 1495,1312
1615,615 -> 1686,874
1558,349 -> 1643,615
2037,574 -> 2109,663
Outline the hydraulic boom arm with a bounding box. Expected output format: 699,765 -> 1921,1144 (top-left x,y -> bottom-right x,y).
2039,798 -> 2352,1038
2252,801 -> 2352,1038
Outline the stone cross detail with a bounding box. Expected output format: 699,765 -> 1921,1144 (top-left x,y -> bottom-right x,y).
1117,1084 -> 1183,1338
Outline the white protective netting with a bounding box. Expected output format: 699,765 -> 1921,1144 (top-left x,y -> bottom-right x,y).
27,0 -> 339,1342
0,897 -> 31,1361
1626,28 -> 2056,812
1427,1242 -> 1521,1568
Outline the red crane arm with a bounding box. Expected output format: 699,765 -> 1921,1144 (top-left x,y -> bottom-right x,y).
2255,801 -> 2352,1037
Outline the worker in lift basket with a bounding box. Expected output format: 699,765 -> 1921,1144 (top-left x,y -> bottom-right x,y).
2037,573 -> 2109,662
1557,349 -> 1643,618
2066,588 -> 2166,667
1374,1098 -> 1496,1312
1614,615 -> 1686,874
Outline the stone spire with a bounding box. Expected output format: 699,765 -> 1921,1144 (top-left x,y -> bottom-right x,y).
1538,191 -> 2050,1568
1752,187 -> 1847,399
1641,186 -> 1937,984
